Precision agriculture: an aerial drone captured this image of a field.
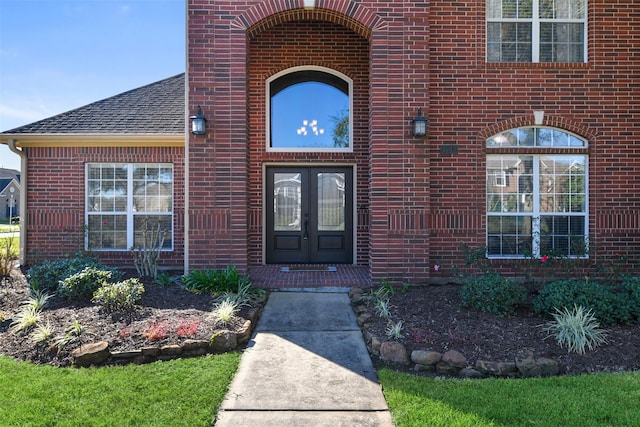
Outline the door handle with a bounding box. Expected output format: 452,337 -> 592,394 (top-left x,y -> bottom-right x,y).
303,220 -> 309,240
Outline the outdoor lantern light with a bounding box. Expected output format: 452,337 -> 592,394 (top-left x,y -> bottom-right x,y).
412,107 -> 427,137
190,105 -> 207,135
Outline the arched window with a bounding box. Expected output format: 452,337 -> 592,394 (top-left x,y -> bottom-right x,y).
267,66 -> 352,152
486,127 -> 588,258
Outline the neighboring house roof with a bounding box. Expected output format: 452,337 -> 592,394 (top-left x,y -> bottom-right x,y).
1,74 -> 185,135
0,168 -> 20,183
0,178 -> 18,194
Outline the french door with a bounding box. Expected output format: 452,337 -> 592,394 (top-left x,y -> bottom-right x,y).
266,166 -> 353,264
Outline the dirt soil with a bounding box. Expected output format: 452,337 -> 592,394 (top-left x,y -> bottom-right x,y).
0,267 -> 260,367
362,284 -> 640,376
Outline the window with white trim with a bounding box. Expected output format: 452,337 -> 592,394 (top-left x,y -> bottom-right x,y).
86,163 -> 173,250
486,127 -> 588,258
487,0 -> 587,62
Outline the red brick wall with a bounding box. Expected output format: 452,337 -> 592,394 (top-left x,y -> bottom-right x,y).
247,21 -> 370,265
188,0 -> 640,282
24,146 -> 185,269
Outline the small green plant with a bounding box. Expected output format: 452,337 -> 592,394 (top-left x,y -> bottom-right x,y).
155,271 -> 176,287
31,321 -> 55,344
0,236 -> 18,277
182,266 -> 250,294
211,298 -> 239,327
52,319 -> 86,351
542,305 -> 608,354
141,319 -> 169,341
10,305 -> 41,334
215,281 -> 264,308
459,273 -> 527,317
363,283 -> 393,306
92,278 -> 145,312
385,320 -> 404,340
58,266 -> 119,300
374,298 -> 391,319
25,289 -> 52,311
130,216 -> 167,279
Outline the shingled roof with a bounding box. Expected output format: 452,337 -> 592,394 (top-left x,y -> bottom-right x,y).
2,74 -> 185,135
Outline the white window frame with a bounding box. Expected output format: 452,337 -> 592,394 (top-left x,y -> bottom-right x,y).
266,65 -> 354,153
487,0 -> 588,63
486,127 -> 589,259
85,163 -> 174,251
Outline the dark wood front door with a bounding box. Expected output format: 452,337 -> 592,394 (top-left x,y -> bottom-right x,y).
266,166 -> 353,264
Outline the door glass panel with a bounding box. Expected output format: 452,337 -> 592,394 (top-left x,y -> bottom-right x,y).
273,173 -> 301,231
317,172 -> 345,231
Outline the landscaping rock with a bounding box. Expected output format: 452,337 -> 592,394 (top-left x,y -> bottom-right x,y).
210,330 -> 238,352
161,344 -> 183,355
111,350 -> 142,359
142,347 -> 161,357
380,341 -> 410,365
536,357 -> 561,377
460,368 -> 486,379
370,336 -> 382,355
475,359 -> 518,377
357,312 -> 372,326
436,362 -> 462,376
182,339 -> 209,351
236,320 -> 252,345
442,350 -> 467,369
72,341 -> 110,368
411,350 -> 442,366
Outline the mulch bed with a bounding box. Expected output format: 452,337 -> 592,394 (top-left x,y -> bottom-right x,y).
362,284 -> 640,375
0,267 -> 258,367
2,265 -> 639,375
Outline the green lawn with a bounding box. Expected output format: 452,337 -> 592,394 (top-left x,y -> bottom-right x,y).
0,223 -> 20,233
379,368 -> 640,427
0,353 -> 240,427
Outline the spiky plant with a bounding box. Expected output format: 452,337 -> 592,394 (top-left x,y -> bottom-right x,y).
385,320 -> 405,340
374,298 -> 391,319
11,305 -> 41,334
543,304 -> 608,354
31,321 -> 55,344
211,298 -> 239,326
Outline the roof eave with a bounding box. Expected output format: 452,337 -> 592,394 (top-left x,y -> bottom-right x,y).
0,133 -> 184,147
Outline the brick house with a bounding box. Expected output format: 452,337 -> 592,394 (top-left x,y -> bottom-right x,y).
1,0 -> 639,285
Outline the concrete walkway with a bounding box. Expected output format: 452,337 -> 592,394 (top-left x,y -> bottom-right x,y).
214,291 -> 394,426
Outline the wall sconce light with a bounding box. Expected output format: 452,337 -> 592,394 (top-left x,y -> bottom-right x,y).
190,105 -> 207,135
412,107 -> 427,137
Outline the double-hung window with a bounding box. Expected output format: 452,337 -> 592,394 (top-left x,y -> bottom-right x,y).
487,0 -> 587,62
86,163 -> 173,250
486,127 -> 588,258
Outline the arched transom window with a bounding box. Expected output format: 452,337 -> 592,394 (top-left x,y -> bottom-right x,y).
267,66 -> 352,152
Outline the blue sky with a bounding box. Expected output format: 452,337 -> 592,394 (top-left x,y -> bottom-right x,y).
0,0 -> 186,171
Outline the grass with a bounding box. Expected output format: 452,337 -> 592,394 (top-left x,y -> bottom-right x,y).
379,368 -> 640,427
0,223 -> 20,233
0,353 -> 240,426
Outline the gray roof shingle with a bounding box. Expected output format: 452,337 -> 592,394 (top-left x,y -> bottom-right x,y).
2,74 -> 185,135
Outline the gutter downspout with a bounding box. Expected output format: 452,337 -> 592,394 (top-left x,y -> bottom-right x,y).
7,139 -> 26,265
183,9 -> 190,276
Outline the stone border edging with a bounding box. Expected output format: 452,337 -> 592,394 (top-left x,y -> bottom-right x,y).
349,288 -> 560,379
71,307 -> 262,368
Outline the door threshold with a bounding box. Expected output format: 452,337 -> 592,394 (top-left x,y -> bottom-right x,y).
280,265 -> 337,272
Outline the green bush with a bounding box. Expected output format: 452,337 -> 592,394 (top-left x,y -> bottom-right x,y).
619,277 -> 640,322
26,253 -> 119,294
58,266 -> 120,300
182,266 -> 249,294
459,273 -> 527,316
533,279 -> 629,326
92,279 -> 145,312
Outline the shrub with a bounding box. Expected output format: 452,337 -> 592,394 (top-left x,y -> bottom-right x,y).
58,267 -> 117,300
214,281 -> 265,308
533,279 -> 629,326
0,236 -> 18,277
26,253 -> 121,294
543,305 -> 608,354
92,279 -> 145,312
619,277 -> 640,322
182,266 -> 249,294
459,273 -> 527,316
